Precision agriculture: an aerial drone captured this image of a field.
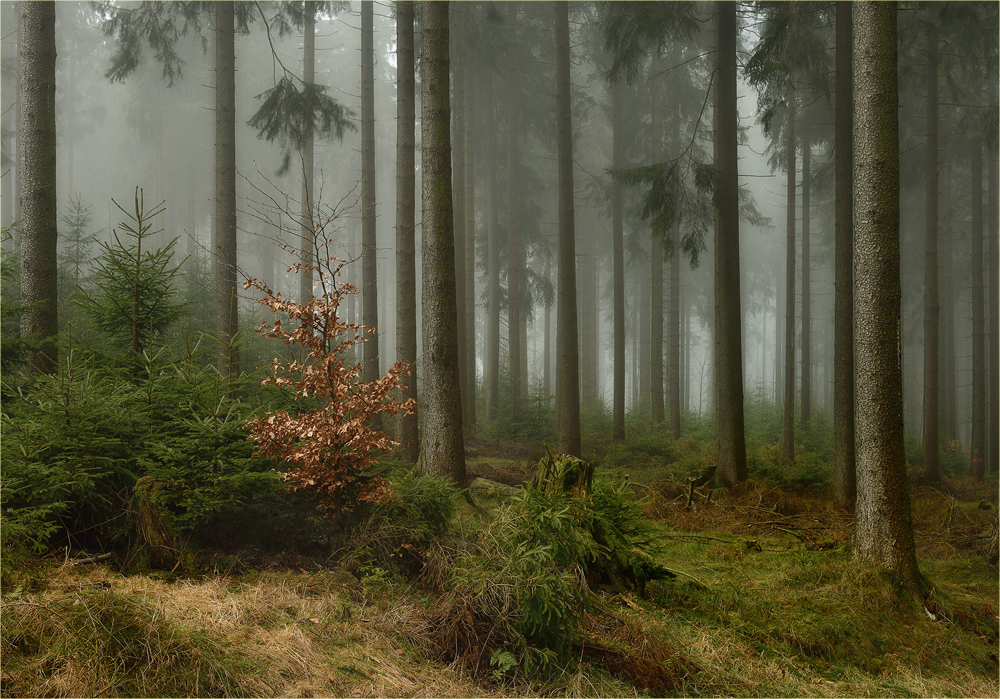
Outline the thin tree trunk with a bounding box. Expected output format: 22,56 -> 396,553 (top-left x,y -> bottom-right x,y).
940,165 -> 957,443
990,90 -> 999,474
581,216 -> 598,405
395,0 -> 418,463
650,49 -> 664,429
833,0 -> 856,505
800,129 -> 811,432
18,0 -> 58,374
714,1 -> 747,488
420,0 -> 465,486
669,217 -> 681,439
612,78 -> 625,440
214,0 -> 239,382
299,2 -> 316,305
464,19 -> 477,429
921,27 -> 939,482
362,0 -> 381,432
506,1 -> 522,411
544,257 -> 552,398
555,1 -> 580,456
452,3 -> 468,436
783,82 -> 797,465
971,144 -> 985,481
484,65 -> 500,421
852,0 -> 926,599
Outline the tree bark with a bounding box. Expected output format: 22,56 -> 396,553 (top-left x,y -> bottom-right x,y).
299,2 -> 316,305
921,27 -> 939,482
971,144 -> 985,481
612,77 -> 626,441
395,0 -> 418,464
452,3 -> 468,436
464,16 -> 477,430
852,0 -> 926,599
834,0 -> 856,505
18,0 -> 58,375
990,89 -> 999,474
783,81 -> 797,466
714,1 -> 747,488
506,1 -> 522,411
650,49 -> 664,429
361,0 -> 381,432
484,63 -> 500,422
420,0 -> 466,486
800,129 -> 811,432
214,0 -> 239,382
555,2 -> 580,457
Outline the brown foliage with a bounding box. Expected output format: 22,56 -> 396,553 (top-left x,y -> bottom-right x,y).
243,262 -> 415,522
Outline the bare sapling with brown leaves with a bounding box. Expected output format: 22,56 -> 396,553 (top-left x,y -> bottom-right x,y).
243,255 -> 415,526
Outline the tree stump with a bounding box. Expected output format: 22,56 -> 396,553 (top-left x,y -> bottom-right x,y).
133,477 -> 179,569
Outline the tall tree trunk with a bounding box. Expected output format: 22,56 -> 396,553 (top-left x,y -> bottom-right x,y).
580,216 -> 598,405
506,1 -> 522,411
214,0 -> 239,382
464,18 -> 477,429
714,1 -> 747,488
783,82 -> 797,466
452,3 -> 469,436
940,165 -> 957,443
544,257 -> 552,398
853,0 -> 926,599
990,89 -> 999,474
395,0 -> 418,464
18,0 -> 58,375
420,0 -> 465,486
361,0 -> 381,431
971,144 -> 985,481
555,1 -> 580,457
921,27 -> 939,482
650,49 -> 665,429
800,129 -> 811,432
833,0 -> 855,505
484,66 -> 500,422
612,77 -> 626,440
299,2 -> 316,305
669,218 -> 681,439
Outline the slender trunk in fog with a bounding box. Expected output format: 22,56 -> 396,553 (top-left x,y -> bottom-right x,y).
800,130 -> 811,432
215,0 -> 240,382
361,1 -> 381,431
990,90 -> 999,474
650,50 -> 664,429
834,0 -> 855,505
783,82 -> 796,466
581,217 -> 598,406
940,166 -> 957,443
396,0 -> 418,463
300,2 -> 316,305
18,0 -> 57,374
669,219 -> 681,439
555,1 -> 580,456
452,4 -> 468,436
506,1 -> 522,411
464,18 -> 477,429
971,144 -> 985,481
922,27 -> 939,482
484,66 -> 500,422
612,77 -> 625,440
420,0 -> 466,486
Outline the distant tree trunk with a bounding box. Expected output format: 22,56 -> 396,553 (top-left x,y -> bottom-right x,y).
939,166 -> 957,443
555,1 -> 580,457
971,144 -> 985,481
612,77 -> 626,441
420,0 -> 466,486
452,3 -> 469,437
214,0 -> 240,382
921,27 -> 939,482
580,216 -> 599,406
544,257 -> 552,398
506,1 -> 522,411
362,0 -> 381,432
484,65 -> 500,422
638,257 -> 650,414
18,0 -> 58,375
853,0 -> 926,599
464,19 -> 477,429
669,218 -> 681,439
299,2 -> 316,305
833,0 -> 855,505
650,49 -> 665,429
800,129 -> 811,432
990,89 -> 999,474
395,0 -> 418,464
714,1 -> 747,488
783,82 -> 797,466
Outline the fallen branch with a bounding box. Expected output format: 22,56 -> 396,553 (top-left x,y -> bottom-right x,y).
69,553 -> 114,566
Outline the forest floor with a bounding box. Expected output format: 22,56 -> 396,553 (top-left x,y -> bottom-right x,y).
2,444 -> 997,698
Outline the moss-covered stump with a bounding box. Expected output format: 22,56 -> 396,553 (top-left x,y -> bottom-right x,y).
531,450 -> 594,499
133,477 -> 180,569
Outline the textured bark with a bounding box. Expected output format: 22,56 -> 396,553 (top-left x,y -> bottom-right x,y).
990,98 -> 999,475
783,82 -> 796,466
580,216 -> 599,406
555,2 -> 580,457
650,50 -> 664,429
834,1 -> 856,505
395,0 -> 418,464
921,28 -> 939,483
612,78 -> 626,441
506,1 -> 522,410
484,64 -> 500,422
420,0 -> 466,486
939,168 -> 957,443
214,0 -> 240,381
463,19 -> 477,430
714,2 -> 747,488
801,130 -> 811,432
852,1 -> 926,599
18,0 -> 58,374
669,218 -> 681,439
361,1 -> 381,432
299,2 -> 316,305
452,4 -> 468,435
971,144 -> 985,481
